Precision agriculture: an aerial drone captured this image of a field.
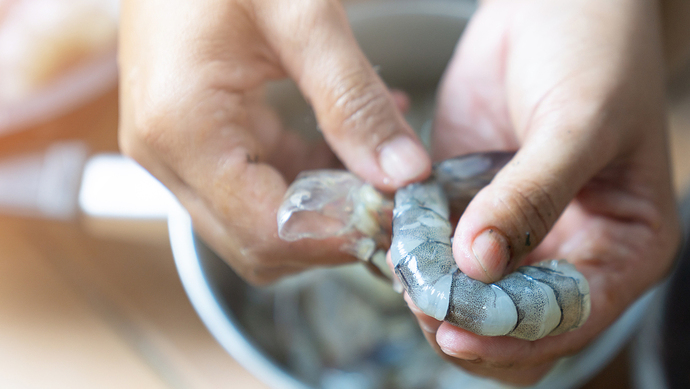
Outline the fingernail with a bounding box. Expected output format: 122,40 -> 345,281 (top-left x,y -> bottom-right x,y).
471,229 -> 510,282
379,136 -> 428,184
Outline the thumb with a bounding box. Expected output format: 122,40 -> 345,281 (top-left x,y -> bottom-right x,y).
452,137 -> 608,283
256,0 -> 431,190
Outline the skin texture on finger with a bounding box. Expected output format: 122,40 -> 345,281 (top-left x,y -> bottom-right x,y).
399,196 -> 676,382
403,208 -> 676,386
421,0 -> 681,384
400,154 -> 680,381
435,0 -> 672,282
429,208 -> 677,385
405,291 -> 555,385
118,0 -> 365,283
253,0 -> 431,190
432,2 -> 517,160
119,0 -> 428,283
119,90 -> 355,284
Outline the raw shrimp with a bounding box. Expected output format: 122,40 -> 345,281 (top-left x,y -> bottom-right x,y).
278,151 -> 590,341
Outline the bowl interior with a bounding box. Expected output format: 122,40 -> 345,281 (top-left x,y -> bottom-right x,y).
170,2 -> 652,388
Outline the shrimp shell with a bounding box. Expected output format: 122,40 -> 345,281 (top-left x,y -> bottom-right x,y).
279,151 -> 591,340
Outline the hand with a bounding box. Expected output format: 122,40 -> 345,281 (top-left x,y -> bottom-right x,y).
408,0 -> 681,384
118,0 -> 430,283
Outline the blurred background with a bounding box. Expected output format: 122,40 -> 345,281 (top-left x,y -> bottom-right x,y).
1,0 -> 689,388
0,0 -> 267,387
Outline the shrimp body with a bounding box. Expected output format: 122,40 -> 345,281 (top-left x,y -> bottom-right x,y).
279,152 -> 590,341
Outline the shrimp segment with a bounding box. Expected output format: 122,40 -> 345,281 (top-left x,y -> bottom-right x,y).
278,152 -> 590,341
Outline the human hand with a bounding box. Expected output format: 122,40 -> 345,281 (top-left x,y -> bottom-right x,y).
407,0 -> 681,384
118,0 -> 430,283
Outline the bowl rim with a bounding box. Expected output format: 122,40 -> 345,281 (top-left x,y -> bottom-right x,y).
169,200 -> 309,389
169,198 -> 656,389
167,1 -> 655,387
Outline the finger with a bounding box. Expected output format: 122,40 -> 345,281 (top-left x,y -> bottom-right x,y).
436,328 -> 555,386
430,254 -> 615,383
407,285 -> 558,385
118,0 -> 355,283
446,0 -> 667,282
119,94 -> 354,284
404,279 -> 553,385
120,98 -> 356,283
452,125 -> 618,283
432,1 -> 518,159
255,0 -> 431,190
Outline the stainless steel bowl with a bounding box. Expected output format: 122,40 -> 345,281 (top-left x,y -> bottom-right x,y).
168,2 -> 655,388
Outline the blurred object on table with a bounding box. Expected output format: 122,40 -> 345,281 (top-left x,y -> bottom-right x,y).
78,153 -> 176,244
0,0 -> 118,133
0,140 -> 87,219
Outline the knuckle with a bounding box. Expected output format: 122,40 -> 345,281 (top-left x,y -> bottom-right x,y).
135,101 -> 176,153
117,115 -> 162,169
119,73 -> 185,161
119,97 -> 178,163
329,73 -> 397,145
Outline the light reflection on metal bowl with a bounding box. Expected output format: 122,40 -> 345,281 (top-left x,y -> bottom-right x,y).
168,2 -> 655,388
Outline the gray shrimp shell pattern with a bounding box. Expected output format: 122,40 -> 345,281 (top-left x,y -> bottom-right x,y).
391,153 -> 591,341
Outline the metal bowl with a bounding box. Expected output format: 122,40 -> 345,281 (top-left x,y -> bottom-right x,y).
168,2 -> 655,388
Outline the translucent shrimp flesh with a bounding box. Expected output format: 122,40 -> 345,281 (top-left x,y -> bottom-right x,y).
278,151 -> 590,340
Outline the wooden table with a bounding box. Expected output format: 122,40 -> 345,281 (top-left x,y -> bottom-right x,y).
0,88 -> 267,389
1,84 -> 689,388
